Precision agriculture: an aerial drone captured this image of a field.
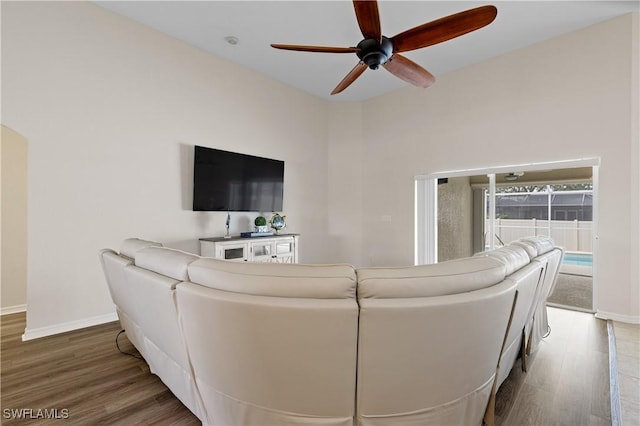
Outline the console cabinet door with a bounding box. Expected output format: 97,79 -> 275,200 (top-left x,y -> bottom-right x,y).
249,237 -> 296,263
250,240 -> 273,263
273,238 -> 296,263
216,242 -> 249,262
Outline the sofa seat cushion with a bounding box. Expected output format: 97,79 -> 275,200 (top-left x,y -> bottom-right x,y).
120,238 -> 162,260
135,246 -> 199,281
356,256 -> 506,299
187,258 -> 356,299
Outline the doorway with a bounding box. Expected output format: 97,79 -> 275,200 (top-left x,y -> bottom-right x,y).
415,159 -> 599,312
1,125 -> 28,314
485,181 -> 594,312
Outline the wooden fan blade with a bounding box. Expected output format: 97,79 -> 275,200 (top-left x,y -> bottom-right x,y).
331,62 -> 367,95
271,44 -> 358,53
391,5 -> 497,53
353,0 -> 381,41
383,54 -> 435,88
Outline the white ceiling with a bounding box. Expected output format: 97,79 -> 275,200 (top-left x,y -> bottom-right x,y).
94,1 -> 639,102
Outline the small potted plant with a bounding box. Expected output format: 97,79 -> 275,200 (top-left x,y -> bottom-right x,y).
254,216 -> 269,233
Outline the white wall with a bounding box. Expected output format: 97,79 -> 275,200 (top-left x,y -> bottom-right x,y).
1,2 -> 331,337
1,126 -> 28,313
327,103 -> 365,266
2,2 -> 638,335
630,13 -> 639,324
359,14 -> 639,322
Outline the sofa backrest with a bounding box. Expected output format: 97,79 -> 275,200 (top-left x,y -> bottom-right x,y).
357,256 -> 507,299
528,248 -> 564,352
135,246 -> 196,281
99,242 -> 204,420
516,236 -> 562,295
355,257 -> 516,425
187,257 -> 356,298
126,247 -> 198,365
480,245 -> 531,276
475,244 -> 546,387
177,259 -> 359,426
532,248 -> 563,304
495,260 -> 545,387
99,248 -> 147,353
516,237 -> 565,354
517,236 -> 555,258
99,248 -> 134,312
99,239 -> 164,317
119,237 -> 162,260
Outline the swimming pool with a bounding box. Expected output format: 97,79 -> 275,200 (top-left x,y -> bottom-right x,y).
563,252 -> 593,267
560,252 -> 593,277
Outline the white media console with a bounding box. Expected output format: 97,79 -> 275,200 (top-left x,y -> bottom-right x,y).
199,234 -> 299,263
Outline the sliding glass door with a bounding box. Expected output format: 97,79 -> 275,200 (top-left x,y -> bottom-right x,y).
415,159 -> 598,312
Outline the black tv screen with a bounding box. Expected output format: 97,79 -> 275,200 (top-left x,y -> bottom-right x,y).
193,146 -> 284,212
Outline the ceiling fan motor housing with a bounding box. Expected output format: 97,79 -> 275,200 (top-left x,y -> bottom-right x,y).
356,36 -> 393,70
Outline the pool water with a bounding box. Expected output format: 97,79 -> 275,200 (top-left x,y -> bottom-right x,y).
563,252 -> 593,267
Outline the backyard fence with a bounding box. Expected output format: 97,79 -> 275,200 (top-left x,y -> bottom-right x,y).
486,219 -> 592,252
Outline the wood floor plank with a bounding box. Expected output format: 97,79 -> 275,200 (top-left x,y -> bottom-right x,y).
544,344 -> 592,425
501,382 -> 548,425
591,350 -> 612,422
2,307 -> 611,425
495,307 -> 611,426
0,313 -> 199,425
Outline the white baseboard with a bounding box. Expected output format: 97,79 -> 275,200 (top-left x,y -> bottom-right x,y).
595,310 -> 640,324
22,312 -> 119,341
1,304 -> 27,315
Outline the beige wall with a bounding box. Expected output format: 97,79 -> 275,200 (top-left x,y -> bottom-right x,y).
630,13 -> 639,324
1,126 -> 28,313
1,2 -> 638,335
2,2 -> 331,336
327,103 -> 365,266
359,13 -> 639,322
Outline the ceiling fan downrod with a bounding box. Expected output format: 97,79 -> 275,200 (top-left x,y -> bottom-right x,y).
356,36 -> 393,70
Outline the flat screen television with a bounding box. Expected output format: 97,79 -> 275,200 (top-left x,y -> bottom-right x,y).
193,145 -> 284,212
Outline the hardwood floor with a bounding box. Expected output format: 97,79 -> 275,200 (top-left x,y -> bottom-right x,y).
495,307 -> 611,425
0,313 -> 199,425
613,321 -> 640,425
1,307 -> 610,425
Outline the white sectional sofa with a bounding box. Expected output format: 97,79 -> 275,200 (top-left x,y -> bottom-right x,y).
99,236 -> 563,426
100,240 -> 205,419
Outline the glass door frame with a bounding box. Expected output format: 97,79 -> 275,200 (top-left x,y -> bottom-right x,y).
414,158 -> 599,282
416,159 -> 599,313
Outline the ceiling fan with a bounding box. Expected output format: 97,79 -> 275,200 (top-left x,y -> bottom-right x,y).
271,1 -> 497,95
504,172 -> 525,181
